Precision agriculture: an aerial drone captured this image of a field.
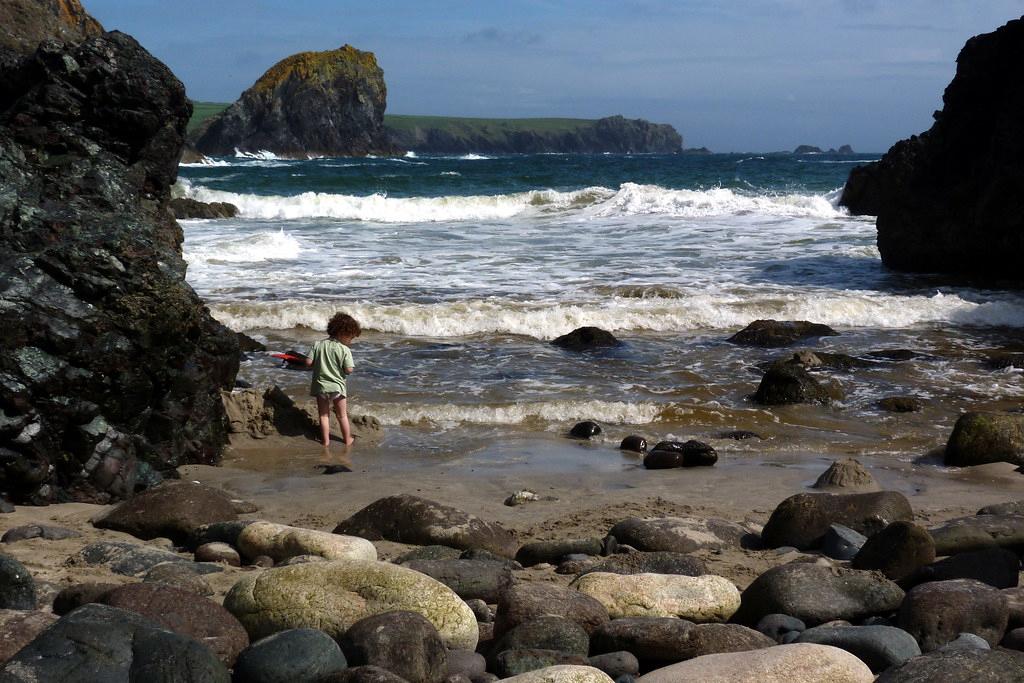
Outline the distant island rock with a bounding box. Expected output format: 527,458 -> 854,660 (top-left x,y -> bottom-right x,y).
191,44 -> 394,158
793,144 -> 855,155
0,0 -> 103,55
385,114 -> 683,154
841,17 -> 1023,282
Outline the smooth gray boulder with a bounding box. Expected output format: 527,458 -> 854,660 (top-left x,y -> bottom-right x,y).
875,647 -> 1024,682
761,491 -> 913,550
796,624 -> 921,672
233,628 -> 347,683
609,517 -> 754,553
897,579 -> 1008,651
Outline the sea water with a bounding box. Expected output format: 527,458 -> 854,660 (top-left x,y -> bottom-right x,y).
176,152 -> 1024,467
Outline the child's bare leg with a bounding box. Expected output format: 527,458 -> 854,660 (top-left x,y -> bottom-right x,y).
317,395 -> 332,447
334,397 -> 353,445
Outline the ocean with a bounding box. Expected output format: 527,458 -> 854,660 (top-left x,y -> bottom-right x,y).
176,151 -> 1024,470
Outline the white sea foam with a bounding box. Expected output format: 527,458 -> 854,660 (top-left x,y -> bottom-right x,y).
360,399 -> 662,426
404,151 -> 418,158
592,183 -> 844,219
460,153 -> 492,160
179,158 -> 231,168
440,171 -> 461,176
234,149 -> 280,160
185,229 -> 301,264
206,291 -> 1024,337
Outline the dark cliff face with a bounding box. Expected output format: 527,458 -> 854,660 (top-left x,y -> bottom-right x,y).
841,17 -> 1024,282
387,115 -> 683,154
191,45 -> 393,158
0,32 -> 239,504
0,0 -> 104,55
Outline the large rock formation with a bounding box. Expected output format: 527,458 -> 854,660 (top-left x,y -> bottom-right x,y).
386,114 -> 683,154
0,0 -> 103,55
191,44 -> 393,157
840,17 -> 1024,281
0,31 -> 239,503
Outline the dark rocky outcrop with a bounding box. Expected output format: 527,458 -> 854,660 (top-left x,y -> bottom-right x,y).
92,480 -> 238,544
840,17 -> 1024,282
0,32 -> 239,504
551,326 -> 620,351
386,114 -> 683,154
760,491 -> 914,550
728,320 -> 839,347
191,45 -> 393,158
793,145 -> 823,154
170,197 -> 238,220
752,359 -> 844,405
0,0 -> 103,56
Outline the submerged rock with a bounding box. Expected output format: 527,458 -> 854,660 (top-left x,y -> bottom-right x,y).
752,359 -> 844,405
551,327 -> 621,352
727,320 -> 839,347
170,197 -> 239,219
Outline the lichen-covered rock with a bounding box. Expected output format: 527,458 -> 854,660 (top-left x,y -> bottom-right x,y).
0,31 -> 239,504
840,18 -> 1024,282
192,45 -> 392,158
0,0 -> 103,55
944,412 -> 1024,467
638,643 -> 873,683
93,481 -> 238,544
500,665 -> 614,683
333,494 -> 517,558
573,572 -> 740,621
222,559 -> 478,650
237,521 -> 377,563
761,491 -> 914,550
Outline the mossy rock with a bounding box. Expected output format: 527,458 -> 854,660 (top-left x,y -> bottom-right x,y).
944,412 -> 1024,467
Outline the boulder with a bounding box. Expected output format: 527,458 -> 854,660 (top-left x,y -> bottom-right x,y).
517,539 -> 603,567
979,500 -> 1024,515
395,545 -> 463,563
851,521 -> 936,581
877,397 -> 924,413
339,611 -> 447,683
875,647 -> 1024,682
493,616 -> 590,659
927,513 -> 1024,555
0,0 -> 103,55
223,559 -> 478,650
333,495 -> 517,558
812,458 -> 879,491
1006,586 -> 1024,626
1,524 -> 80,543
233,628 -> 348,683
755,614 -> 806,642
170,197 -> 238,219
668,623 -> 774,660
52,582 -> 118,615
102,582 -> 249,666
320,666 -> 407,683
897,579 -> 1008,651
494,582 -> 609,637
195,542 -> 241,567
906,547 -> 1019,589
237,521 -> 376,563
643,441 -> 717,468
93,481 -> 238,544
619,436 -> 648,453
760,491 -> 914,550
637,643 -> 873,683
401,559 -> 512,603
496,651 -> 589,678
446,649 -> 486,678
752,360 -> 843,405
191,45 -> 393,157
609,516 -> 754,553
573,572 -> 739,621
0,554 -> 36,609
551,327 -> 620,352
727,320 -> 839,347
569,421 -> 602,439
73,540 -> 189,576
839,18 -> 1024,282
821,524 -> 867,561
500,666 -> 613,683
795,624 -> 921,672
589,617 -> 694,668
0,603 -> 229,681
733,564 -> 905,626
944,412 -> 1024,467
0,31 -> 239,505
143,562 -> 215,596
579,551 -> 707,578
190,520 -> 256,550
0,609 -> 58,664
585,652 -> 639,679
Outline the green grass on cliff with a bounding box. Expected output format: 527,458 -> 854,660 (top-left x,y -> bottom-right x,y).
185,104 -> 599,135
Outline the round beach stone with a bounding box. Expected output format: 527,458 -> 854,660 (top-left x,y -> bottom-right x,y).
516,539 -> 603,567
189,520 -> 256,550
897,579 -> 1008,651
927,513 -> 1024,555
52,582 -> 118,615
396,545 -> 463,563
756,614 -> 806,642
580,551 -> 707,578
636,642 -> 872,683
102,582 -> 249,666
619,436 -> 648,453
733,563 -> 905,627
796,624 -> 921,672
446,649 -> 486,678
570,421 -> 602,439
501,665 -> 614,683
234,628 -> 347,683
812,458 -> 879,491
73,540 -> 190,577
643,440 -> 718,468
496,650 -> 590,678
907,547 -> 1019,589
760,491 -> 914,550
402,559 -> 512,603
851,520 -> 935,581
875,647 -> 1024,682
944,411 -> 1024,467
585,652 -> 639,678
237,521 -> 376,563
1,524 -> 80,543
333,494 -> 517,558
940,632 -> 990,651
573,572 -> 739,621
494,582 -> 609,637
340,611 -> 446,683
821,524 -> 867,561
143,561 -> 215,596
589,617 -> 695,668
195,541 -> 241,566
493,615 -> 590,658
320,665 -> 408,683
223,559 -> 478,650
609,516 -> 753,553
0,554 -> 36,609
92,480 -> 238,544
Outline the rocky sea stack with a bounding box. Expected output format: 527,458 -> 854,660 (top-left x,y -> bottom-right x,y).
0,0 -> 102,54
191,44 -> 393,158
0,10 -> 238,503
840,17 -> 1024,282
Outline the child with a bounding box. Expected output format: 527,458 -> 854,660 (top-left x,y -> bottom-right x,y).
306,312 -> 360,447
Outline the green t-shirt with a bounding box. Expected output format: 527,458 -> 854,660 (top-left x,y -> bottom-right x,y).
308,339 -> 354,396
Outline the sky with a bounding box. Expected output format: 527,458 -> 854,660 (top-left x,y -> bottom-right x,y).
85,1 -> 1022,153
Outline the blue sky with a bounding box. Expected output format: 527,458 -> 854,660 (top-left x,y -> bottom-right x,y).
85,1 -> 1021,152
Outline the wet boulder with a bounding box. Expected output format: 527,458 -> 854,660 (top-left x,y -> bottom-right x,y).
944,412 -> 1024,467
569,421 -> 602,439
551,327 -> 621,351
619,435 -> 648,453
92,481 -> 238,544
333,495 -> 517,558
170,197 -> 239,219
760,491 -> 914,550
727,320 -> 839,347
733,564 -> 905,627
643,440 -> 717,468
752,359 -> 844,405
896,579 -> 1008,651
877,396 -> 924,413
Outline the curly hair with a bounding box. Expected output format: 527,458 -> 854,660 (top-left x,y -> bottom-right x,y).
327,312 -> 361,339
